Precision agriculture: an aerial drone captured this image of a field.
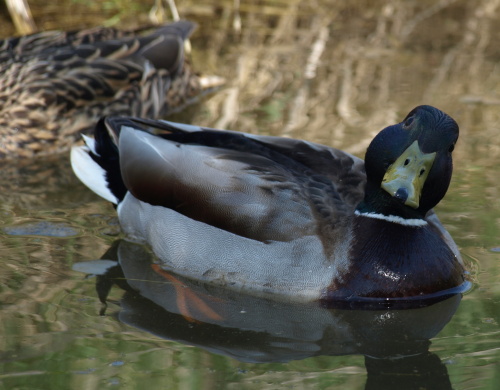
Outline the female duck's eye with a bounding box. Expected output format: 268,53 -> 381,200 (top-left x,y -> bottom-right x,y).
403,115 -> 414,128
449,143 -> 455,153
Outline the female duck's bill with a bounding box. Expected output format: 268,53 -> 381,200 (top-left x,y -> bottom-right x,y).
71,105 -> 468,305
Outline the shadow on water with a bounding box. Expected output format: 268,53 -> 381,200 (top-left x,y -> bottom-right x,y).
75,240 -> 463,390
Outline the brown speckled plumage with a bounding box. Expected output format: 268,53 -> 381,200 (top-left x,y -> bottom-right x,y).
0,21 -> 220,159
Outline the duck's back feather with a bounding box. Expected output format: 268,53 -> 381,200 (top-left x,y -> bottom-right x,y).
111,118 -> 366,243
132,117 -> 367,210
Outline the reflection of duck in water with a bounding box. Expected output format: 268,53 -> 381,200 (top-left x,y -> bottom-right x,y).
0,21 -> 223,159
72,105 -> 468,304
74,240 -> 459,389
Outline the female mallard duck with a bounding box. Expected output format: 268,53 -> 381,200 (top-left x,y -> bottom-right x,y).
71,105 -> 467,304
0,21 -> 222,159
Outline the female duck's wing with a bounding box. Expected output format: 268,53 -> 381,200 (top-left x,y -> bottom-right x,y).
0,22 -> 203,159
1,24 -> 186,115
114,118 -> 366,243
0,21 -> 194,66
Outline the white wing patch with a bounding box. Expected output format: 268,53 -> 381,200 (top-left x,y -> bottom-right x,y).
70,145 -> 119,204
81,134 -> 98,155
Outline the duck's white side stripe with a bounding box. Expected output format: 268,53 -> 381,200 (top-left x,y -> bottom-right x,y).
354,210 -> 428,227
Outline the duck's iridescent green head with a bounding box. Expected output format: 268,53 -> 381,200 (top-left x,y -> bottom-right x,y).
359,105 -> 459,220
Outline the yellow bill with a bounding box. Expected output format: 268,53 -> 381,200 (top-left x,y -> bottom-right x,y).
381,140 -> 436,209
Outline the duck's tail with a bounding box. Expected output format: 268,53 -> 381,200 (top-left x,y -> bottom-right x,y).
71,117 -> 132,205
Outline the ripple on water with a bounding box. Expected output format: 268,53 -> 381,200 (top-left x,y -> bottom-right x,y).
3,221 -> 80,238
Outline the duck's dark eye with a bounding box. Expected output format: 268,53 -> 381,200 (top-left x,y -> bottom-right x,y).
403,115 -> 414,128
449,143 -> 455,153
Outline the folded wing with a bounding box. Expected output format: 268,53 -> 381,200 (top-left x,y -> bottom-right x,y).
115,118 -> 366,243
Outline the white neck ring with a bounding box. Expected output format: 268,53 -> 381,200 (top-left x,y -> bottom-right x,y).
354,210 -> 428,227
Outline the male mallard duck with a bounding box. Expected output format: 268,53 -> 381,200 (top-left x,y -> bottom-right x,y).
71,105 -> 466,304
0,21 -> 222,159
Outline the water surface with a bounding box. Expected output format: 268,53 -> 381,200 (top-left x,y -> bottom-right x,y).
1,1 -> 500,389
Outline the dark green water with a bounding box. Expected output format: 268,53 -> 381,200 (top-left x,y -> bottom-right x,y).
1,1 -> 500,389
